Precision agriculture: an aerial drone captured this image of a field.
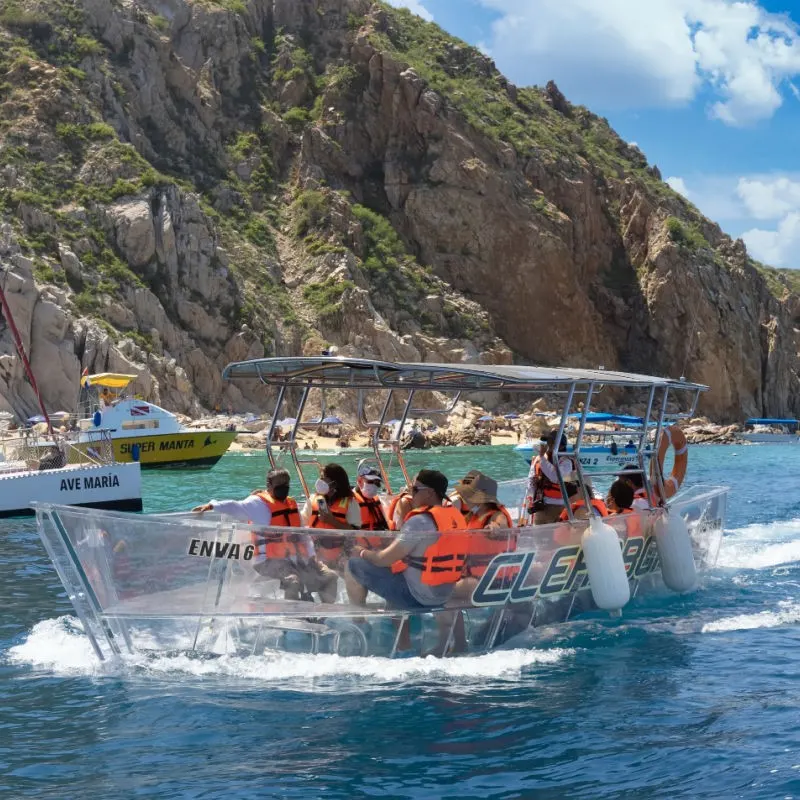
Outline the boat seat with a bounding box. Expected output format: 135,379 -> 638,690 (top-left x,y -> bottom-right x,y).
255,618 -> 340,655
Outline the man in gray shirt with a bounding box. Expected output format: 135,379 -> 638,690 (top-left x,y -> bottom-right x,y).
347,469 -> 463,609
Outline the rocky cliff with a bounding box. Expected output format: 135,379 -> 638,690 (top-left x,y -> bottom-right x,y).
0,0 -> 797,421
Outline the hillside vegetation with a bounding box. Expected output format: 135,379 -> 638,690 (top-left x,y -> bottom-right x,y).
0,0 -> 797,420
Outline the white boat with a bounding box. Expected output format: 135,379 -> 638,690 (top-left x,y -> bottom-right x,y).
740,418 -> 800,444
0,432 -> 141,517
0,276 -> 142,517
34,358 -> 727,661
514,412 -> 651,469
72,373 -> 237,469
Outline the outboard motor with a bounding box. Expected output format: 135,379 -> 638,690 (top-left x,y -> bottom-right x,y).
655,511 -> 697,593
582,517 -> 631,611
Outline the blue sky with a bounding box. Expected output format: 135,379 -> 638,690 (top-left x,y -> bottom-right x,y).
387,0 -> 800,269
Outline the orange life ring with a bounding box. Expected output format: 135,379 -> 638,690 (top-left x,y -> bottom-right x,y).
655,425 -> 688,499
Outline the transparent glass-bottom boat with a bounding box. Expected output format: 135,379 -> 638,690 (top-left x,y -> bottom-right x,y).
34,483 -> 725,662
34,357 -> 729,661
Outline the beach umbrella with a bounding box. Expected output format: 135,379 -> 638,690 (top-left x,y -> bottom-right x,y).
27,415 -> 47,424
503,413 -> 520,419
51,411 -> 71,420
277,417 -> 297,427
386,419 -> 402,425
308,417 -> 322,424
322,415 -> 342,424
478,415 -> 493,422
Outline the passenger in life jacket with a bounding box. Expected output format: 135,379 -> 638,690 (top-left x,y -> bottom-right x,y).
300,463 -> 362,572
353,465 -> 389,542
454,470 -> 515,578
558,482 -> 609,521
387,489 -> 413,530
618,464 -> 652,510
437,470 -> 516,656
192,468 -> 338,603
346,469 -> 466,607
347,469 -> 468,653
527,429 -> 576,525
605,478 -> 642,536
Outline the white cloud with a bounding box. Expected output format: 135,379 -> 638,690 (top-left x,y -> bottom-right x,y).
743,213 -> 800,267
667,176 -> 691,199
385,0 -> 433,22
737,176 -> 800,220
477,0 -> 800,126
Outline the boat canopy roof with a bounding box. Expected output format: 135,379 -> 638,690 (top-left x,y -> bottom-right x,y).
745,417 -> 799,425
222,357 -> 708,392
567,412 -> 644,424
82,373 -> 137,389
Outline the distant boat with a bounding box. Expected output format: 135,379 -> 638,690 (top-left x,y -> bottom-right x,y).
514,412 -> 651,469
72,374 -> 237,469
741,418 -> 800,444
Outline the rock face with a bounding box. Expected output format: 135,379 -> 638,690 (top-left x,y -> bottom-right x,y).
0,0 -> 797,422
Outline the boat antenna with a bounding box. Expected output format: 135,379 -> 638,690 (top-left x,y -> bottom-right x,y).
0,267 -> 54,435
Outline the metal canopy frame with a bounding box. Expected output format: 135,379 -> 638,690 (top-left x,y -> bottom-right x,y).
224,357 -> 708,516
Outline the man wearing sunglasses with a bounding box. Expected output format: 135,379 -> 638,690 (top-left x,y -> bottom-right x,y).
346,469 -> 467,611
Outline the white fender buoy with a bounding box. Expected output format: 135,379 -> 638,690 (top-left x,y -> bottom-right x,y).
582,517 -> 631,611
655,512 -> 697,593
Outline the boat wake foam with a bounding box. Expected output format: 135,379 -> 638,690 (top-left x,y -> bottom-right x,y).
718,518 -> 800,569
701,601 -> 800,633
7,616 -> 574,684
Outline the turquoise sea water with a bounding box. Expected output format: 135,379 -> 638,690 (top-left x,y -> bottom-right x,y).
2,444 -> 800,799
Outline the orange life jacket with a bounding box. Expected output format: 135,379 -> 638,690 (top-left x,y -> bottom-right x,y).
464,505 -> 517,577
534,457 -> 567,501
558,498 -> 609,521
399,505 -> 469,586
387,491 -> 412,531
309,495 -> 352,563
250,492 -> 306,560
353,487 -> 389,545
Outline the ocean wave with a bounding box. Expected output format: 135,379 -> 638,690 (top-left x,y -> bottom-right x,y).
717,518 -> 800,569
701,601 -> 800,633
7,616 -> 573,685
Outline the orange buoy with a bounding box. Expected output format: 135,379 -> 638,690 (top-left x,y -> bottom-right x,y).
654,425 -> 688,500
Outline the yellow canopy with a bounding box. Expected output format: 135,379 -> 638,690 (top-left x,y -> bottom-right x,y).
83,373 -> 137,389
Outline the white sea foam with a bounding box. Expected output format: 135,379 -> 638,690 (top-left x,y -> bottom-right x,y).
7,616 -> 573,685
701,601 -> 800,633
717,518 -> 800,569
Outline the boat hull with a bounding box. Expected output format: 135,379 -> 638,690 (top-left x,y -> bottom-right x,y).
1,462 -> 142,517
76,430 -> 237,469
34,483 -> 727,661
740,433 -> 800,443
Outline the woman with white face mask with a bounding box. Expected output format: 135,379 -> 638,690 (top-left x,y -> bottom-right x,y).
301,463 -> 362,572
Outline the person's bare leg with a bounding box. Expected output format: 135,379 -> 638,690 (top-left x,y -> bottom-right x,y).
344,561 -> 367,605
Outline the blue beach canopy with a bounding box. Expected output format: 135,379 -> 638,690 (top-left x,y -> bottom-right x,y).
478,415 -> 493,421
503,413 -> 520,419
568,412 -> 644,425
322,416 -> 342,424
745,418 -> 799,425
